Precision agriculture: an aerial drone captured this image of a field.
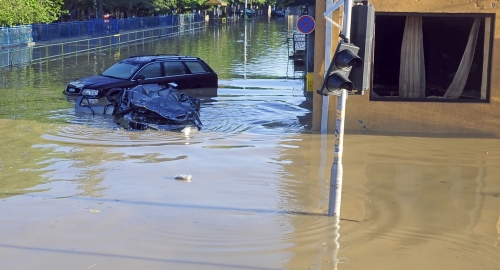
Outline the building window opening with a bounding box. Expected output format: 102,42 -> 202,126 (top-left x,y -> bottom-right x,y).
371,14 -> 493,102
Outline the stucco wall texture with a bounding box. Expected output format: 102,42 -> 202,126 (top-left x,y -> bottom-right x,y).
313,0 -> 500,137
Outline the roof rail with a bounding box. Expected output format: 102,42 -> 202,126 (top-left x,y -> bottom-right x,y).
127,54 -> 180,58
126,55 -> 199,62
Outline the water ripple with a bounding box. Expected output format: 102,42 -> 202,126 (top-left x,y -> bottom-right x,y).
42,123 -> 198,146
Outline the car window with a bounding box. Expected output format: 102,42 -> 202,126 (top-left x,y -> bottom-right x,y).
101,62 -> 140,79
136,63 -> 162,79
184,61 -> 209,74
164,62 -> 186,76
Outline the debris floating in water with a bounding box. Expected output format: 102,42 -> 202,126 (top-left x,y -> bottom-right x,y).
175,174 -> 192,182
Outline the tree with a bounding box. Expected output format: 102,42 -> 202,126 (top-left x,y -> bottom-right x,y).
177,0 -> 208,13
0,0 -> 66,26
152,0 -> 177,14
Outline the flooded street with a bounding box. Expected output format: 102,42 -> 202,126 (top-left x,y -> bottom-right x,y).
1,16 -> 499,269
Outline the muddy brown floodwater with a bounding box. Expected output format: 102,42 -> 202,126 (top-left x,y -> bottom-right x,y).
0,16 -> 499,269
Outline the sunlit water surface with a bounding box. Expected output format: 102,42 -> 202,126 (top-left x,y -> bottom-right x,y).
0,16 -> 499,270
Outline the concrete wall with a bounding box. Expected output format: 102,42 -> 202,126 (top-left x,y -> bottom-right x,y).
313,0 -> 500,137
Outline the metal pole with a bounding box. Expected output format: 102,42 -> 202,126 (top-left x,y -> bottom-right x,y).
328,89 -> 346,216
328,0 -> 353,217
343,0 -> 353,41
321,1 -> 334,132
245,0 -> 248,18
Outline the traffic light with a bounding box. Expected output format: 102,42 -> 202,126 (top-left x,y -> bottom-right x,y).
317,40 -> 363,96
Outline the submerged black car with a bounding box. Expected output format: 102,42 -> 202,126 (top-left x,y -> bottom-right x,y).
63,55 -> 218,99
112,84 -> 202,131
75,83 -> 203,131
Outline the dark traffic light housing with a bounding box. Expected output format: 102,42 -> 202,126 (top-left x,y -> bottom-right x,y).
317,40 -> 363,96
317,3 -> 374,96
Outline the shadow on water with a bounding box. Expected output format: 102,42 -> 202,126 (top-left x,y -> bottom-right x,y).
0,243 -> 277,270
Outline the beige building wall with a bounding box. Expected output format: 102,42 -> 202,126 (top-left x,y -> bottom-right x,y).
313,0 -> 500,136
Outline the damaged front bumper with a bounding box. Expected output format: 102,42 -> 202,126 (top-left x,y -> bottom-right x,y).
75,96 -> 115,115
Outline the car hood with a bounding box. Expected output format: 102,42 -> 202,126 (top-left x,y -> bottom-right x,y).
68,75 -> 125,89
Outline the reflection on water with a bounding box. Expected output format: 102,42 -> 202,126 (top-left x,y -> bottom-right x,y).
1,17 -> 500,269
338,136 -> 500,270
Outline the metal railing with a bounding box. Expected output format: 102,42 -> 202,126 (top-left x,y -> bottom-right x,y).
0,25 -> 33,46
1,14 -> 205,47
32,21 -> 88,42
0,15 -> 206,68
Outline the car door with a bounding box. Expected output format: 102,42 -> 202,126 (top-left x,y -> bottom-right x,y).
183,60 -> 218,88
134,62 -> 164,84
163,61 -> 191,89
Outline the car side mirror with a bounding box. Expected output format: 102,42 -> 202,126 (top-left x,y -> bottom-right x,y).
135,75 -> 145,81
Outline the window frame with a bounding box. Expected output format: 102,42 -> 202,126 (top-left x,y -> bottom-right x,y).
369,12 -> 495,103
164,61 -> 187,76
135,62 -> 164,79
184,61 -> 210,74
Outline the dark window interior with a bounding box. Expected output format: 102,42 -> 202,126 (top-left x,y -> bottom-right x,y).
137,63 -> 162,79
184,61 -> 208,74
164,62 -> 187,76
372,14 -> 491,101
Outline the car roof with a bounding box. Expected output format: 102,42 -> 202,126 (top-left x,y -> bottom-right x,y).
123,55 -> 203,64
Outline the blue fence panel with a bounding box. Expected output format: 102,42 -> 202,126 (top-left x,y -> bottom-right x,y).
88,19 -> 118,37
163,15 -> 175,26
32,24 -> 48,41
5,14 -> 202,46
48,24 -> 61,40
0,51 -> 9,66
0,27 -> 9,45
0,26 -> 32,46
120,18 -> 144,32
2,13 -> 208,68
64,22 -> 84,38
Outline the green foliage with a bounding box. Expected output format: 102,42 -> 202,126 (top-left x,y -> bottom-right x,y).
252,0 -> 267,6
107,0 -> 153,16
0,0 -> 66,26
0,0 -> 290,25
279,0 -> 294,8
183,0 -> 208,9
151,0 -> 177,14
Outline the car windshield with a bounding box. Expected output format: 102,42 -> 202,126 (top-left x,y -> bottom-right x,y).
101,62 -> 140,79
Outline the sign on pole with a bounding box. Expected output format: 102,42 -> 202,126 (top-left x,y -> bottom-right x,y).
297,15 -> 315,34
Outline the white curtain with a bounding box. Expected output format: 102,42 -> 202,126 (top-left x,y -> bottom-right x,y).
399,16 -> 426,98
444,18 -> 480,99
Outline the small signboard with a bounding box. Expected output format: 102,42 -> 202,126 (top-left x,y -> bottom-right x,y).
297,15 -> 315,34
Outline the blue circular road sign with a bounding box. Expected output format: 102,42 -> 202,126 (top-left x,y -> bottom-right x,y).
297,15 -> 315,34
